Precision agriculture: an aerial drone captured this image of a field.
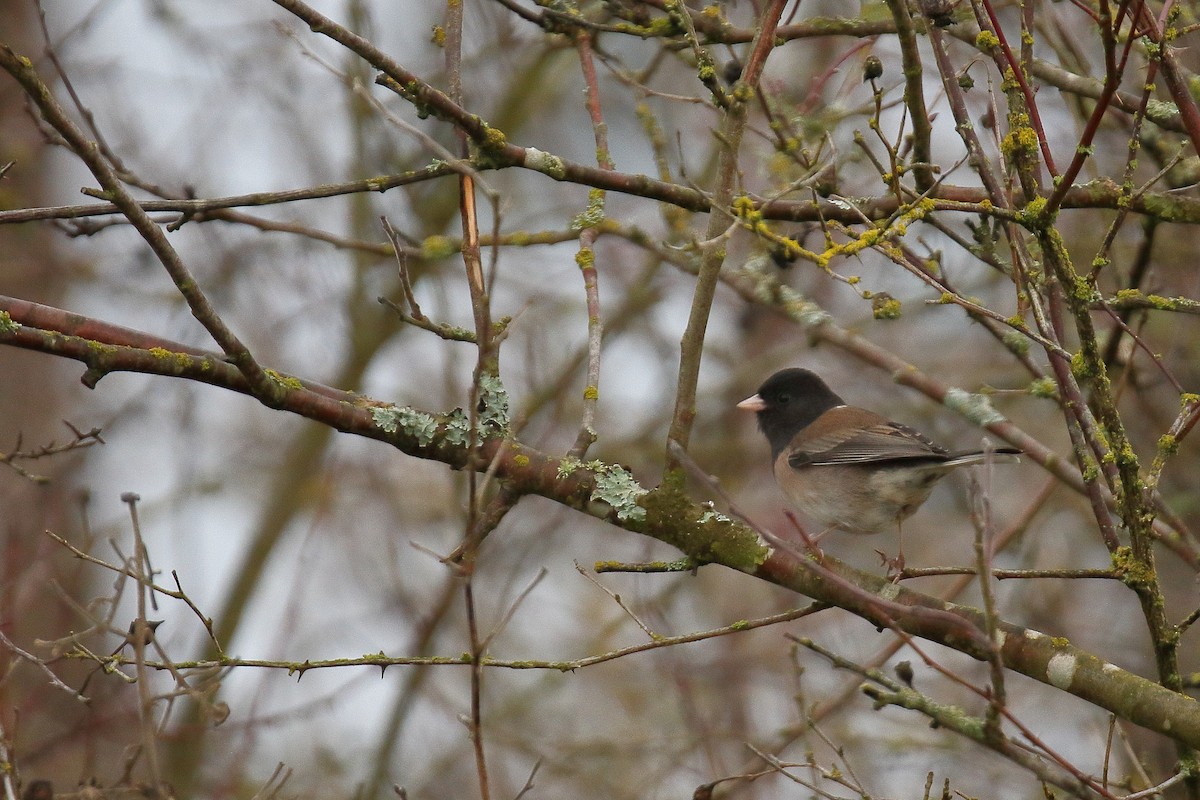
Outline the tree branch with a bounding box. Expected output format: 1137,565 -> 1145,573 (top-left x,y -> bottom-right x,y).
3,295 -> 1199,751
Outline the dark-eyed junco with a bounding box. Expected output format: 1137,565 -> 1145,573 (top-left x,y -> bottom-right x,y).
738,369 -> 1020,553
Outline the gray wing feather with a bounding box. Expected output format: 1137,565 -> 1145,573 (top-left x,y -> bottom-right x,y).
788,422 -> 948,467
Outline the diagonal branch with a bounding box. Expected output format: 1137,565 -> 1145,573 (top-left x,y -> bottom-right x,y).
0,44 -> 282,405
2,294 -> 1200,752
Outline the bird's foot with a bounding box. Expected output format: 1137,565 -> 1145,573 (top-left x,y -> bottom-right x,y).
876,549 -> 906,582
784,512 -> 826,561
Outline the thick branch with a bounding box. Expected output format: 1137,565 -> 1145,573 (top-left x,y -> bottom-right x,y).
2,295 -> 1199,750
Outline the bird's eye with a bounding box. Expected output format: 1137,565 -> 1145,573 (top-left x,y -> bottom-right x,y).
777,393 -> 790,403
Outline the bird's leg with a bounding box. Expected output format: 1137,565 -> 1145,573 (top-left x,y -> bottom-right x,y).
784,512 -> 826,561
876,521 -> 906,581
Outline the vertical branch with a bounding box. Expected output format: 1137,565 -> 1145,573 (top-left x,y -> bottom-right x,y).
122,492 -> 164,792
462,576 -> 490,800
978,0 -> 1126,558
0,717 -> 17,800
568,30 -> 612,459
969,0 -> 1059,180
1005,32 -> 1194,767
881,0 -> 934,191
1134,1 -> 1200,155
666,0 -> 788,464
570,235 -> 602,458
1146,396 -> 1200,496
1043,0 -> 1135,214
924,22 -> 1007,203
444,5 -> 491,800
443,0 -> 494,534
1036,284 -> 1122,551
968,469 -> 1007,741
444,6 -> 491,366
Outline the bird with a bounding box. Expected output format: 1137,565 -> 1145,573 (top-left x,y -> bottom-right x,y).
737,368 -> 1020,566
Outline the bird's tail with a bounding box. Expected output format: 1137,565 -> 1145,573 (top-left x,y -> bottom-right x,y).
943,446 -> 1022,468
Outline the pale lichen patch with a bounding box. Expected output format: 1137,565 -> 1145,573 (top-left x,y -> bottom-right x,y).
944,387 -> 1007,426
1046,652 -> 1078,690
370,405 -> 438,446
590,464 -> 647,522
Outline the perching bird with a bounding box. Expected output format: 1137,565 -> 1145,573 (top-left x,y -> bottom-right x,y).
738,368 -> 1019,562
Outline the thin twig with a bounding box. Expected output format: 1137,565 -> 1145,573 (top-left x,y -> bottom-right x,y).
479,568 -> 547,652
574,562 -> 660,640
123,493 -> 164,790
0,628 -> 83,699
567,27 -> 610,459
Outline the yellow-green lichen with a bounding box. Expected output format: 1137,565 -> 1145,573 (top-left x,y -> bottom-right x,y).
732,194 -> 762,227
572,189 -> 606,231
1156,434 -> 1179,458
1111,546 -> 1155,587
730,82 -> 753,103
872,295 -> 902,320
266,369 -> 304,390
0,311 -> 18,333
421,235 -> 458,261
1002,329 -> 1030,356
1028,376 -> 1058,399
639,485 -> 769,573
1144,293 -> 1178,310
1080,459 -> 1100,482
1000,67 -> 1020,93
1072,274 -> 1100,304
1001,127 -> 1040,161
480,124 -> 507,151
147,346 -> 193,370
1114,440 -> 1140,472
976,30 -> 1000,49
1070,350 -> 1094,380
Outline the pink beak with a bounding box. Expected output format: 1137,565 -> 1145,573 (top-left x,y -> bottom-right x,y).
736,393 -> 766,412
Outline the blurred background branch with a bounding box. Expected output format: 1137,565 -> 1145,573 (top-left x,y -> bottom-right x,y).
4,1 -> 1200,799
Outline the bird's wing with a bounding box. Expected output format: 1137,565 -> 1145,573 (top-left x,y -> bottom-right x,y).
787,422 -> 949,467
